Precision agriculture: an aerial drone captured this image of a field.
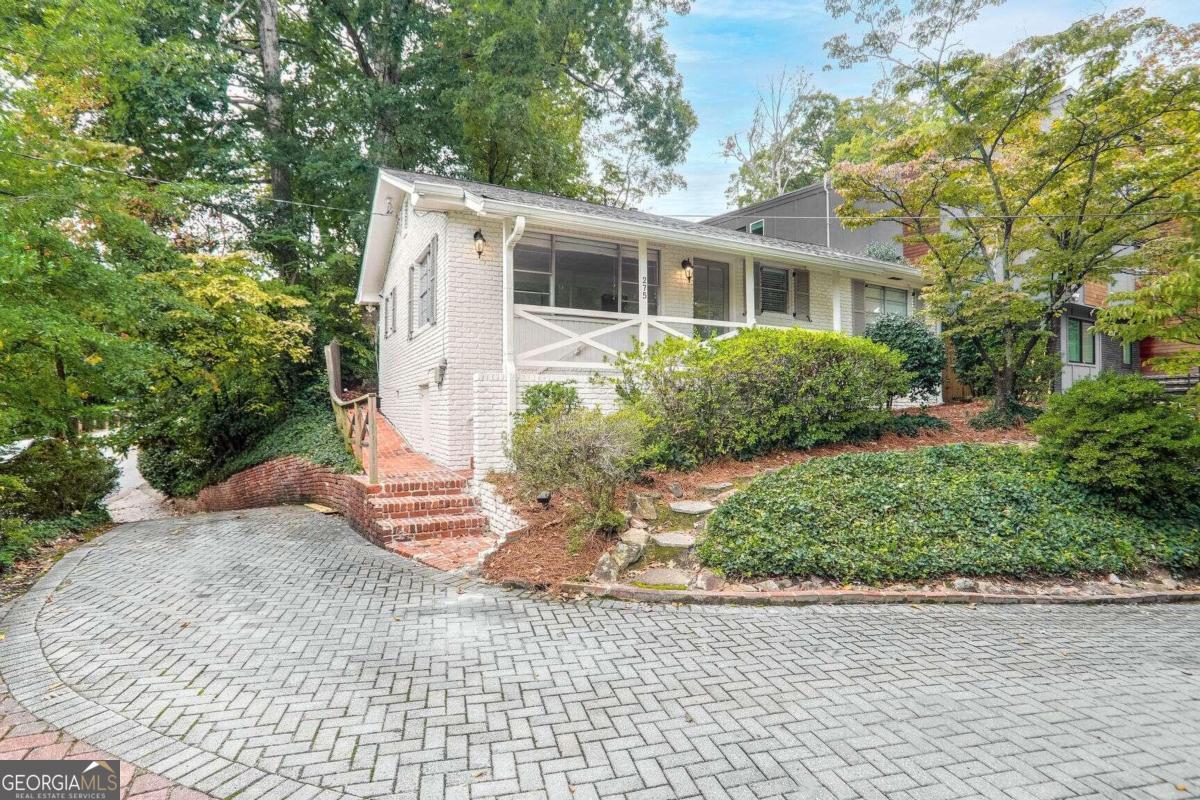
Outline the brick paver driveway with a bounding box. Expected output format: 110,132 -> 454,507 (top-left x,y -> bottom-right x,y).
1,507 -> 1198,800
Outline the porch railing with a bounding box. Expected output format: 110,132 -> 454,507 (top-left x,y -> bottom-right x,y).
324,340 -> 378,484
513,304 -> 775,371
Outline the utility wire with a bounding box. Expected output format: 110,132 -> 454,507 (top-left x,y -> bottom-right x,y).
2,147 -> 1195,223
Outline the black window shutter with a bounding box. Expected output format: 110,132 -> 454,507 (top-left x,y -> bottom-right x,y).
753,262 -> 763,314
793,270 -> 810,321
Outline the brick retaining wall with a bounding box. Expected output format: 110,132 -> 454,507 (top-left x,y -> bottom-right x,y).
174,456 -> 383,545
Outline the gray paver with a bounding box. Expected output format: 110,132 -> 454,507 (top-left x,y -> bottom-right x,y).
2,506 -> 1199,800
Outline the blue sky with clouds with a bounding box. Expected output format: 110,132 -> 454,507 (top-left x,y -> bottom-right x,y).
643,0 -> 1196,218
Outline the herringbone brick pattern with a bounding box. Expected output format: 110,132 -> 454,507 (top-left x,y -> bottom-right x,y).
3,506 -> 1199,800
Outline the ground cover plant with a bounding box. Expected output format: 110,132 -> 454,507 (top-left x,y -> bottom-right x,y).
698,444 -> 1200,583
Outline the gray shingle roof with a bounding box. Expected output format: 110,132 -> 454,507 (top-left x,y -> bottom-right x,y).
380,169 -> 914,273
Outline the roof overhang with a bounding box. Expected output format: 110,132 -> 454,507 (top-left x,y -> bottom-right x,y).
356,172 -> 922,304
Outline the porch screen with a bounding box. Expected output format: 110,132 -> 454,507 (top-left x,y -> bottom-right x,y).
513,233 -> 659,314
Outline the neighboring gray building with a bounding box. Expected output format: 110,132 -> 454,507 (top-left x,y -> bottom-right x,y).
704,181 -> 905,261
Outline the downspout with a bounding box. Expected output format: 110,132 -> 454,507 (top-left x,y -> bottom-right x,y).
822,173 -> 832,249
501,216 -> 526,429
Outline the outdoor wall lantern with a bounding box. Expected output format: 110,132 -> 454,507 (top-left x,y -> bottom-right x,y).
681,258 -> 694,283
473,229 -> 486,258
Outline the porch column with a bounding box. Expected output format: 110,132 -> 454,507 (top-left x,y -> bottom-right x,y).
832,272 -> 843,332
637,239 -> 649,346
501,216 -> 526,426
744,254 -> 756,327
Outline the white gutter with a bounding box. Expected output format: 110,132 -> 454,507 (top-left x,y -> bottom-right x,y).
822,173 -> 832,250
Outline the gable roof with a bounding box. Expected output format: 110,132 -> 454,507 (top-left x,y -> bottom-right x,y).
357,169 -> 921,303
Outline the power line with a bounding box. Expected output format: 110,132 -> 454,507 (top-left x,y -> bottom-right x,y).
2,147 -> 1195,224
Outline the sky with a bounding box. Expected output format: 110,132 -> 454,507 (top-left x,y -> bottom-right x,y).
643,0 -> 1196,218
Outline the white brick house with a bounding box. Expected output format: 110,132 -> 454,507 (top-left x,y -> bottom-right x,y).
356,170 -> 926,477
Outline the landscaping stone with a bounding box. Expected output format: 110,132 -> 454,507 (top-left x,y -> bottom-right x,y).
667,481 -> 685,498
620,529 -> 650,547
668,499 -> 715,515
1162,578 -> 1180,590
691,569 -> 725,591
651,531 -> 696,548
953,577 -> 977,591
629,517 -> 647,529
630,567 -> 690,589
591,552 -> 620,583
713,489 -> 738,504
698,481 -> 733,495
628,490 -> 660,520
756,579 -> 782,592
1108,574 -> 1122,585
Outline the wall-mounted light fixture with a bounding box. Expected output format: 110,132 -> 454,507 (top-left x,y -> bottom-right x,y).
473,230 -> 486,258
681,258 -> 694,284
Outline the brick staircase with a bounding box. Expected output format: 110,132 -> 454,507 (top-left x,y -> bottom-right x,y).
359,415 -> 495,567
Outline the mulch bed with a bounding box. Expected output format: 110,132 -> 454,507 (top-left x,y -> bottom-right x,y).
482,401 -> 1033,591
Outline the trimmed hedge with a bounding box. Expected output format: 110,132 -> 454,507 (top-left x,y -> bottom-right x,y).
613,327 -> 910,468
698,444 -> 1200,583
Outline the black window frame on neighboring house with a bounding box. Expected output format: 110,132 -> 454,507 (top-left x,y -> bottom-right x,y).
1066,317 -> 1096,364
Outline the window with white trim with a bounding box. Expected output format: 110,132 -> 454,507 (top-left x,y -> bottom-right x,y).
408,240 -> 436,337
749,219 -> 765,235
513,233 -> 660,314
864,283 -> 909,326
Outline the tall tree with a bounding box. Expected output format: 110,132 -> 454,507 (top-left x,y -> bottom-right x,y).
826,1 -> 1200,416
721,69 -> 846,207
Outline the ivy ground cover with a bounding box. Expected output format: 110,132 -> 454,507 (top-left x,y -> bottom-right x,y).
698,445 -> 1200,584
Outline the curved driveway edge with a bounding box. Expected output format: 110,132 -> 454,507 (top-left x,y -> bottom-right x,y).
2,507 -> 1199,800
0,545 -> 319,800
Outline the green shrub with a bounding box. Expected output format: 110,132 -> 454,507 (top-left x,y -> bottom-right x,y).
612,327 -> 910,468
865,313 -> 946,403
0,509 -> 110,571
886,412 -> 951,438
519,381 -> 580,422
0,440 -> 117,520
508,407 -> 644,534
968,400 -> 1040,431
1031,373 -> 1200,507
140,401 -> 359,497
698,444 -> 1200,582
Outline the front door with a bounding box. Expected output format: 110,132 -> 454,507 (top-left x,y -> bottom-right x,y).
692,259 -> 728,338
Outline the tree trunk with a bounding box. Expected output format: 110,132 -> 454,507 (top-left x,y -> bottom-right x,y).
256,0 -> 301,282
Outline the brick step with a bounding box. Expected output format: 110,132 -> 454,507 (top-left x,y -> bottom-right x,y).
370,471 -> 468,497
368,493 -> 477,518
374,513 -> 489,543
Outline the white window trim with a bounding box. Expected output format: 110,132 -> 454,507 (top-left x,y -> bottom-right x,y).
749,219 -> 765,235
408,239 -> 437,340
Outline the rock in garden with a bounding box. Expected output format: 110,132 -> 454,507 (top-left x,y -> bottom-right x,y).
668,499 -> 715,515
632,567 -> 690,589
691,570 -> 724,591
1107,573 -> 1122,585
612,542 -> 643,572
591,553 -> 619,583
629,517 -> 647,529
713,489 -> 738,504
620,529 -> 650,547
755,579 -> 782,592
651,531 -> 696,548
667,481 -> 685,498
628,490 -> 660,520
1162,578 -> 1180,590
698,481 -> 733,495
953,577 -> 977,591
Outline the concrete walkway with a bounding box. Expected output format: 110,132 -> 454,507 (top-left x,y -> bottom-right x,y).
103,448 -> 172,523
1,507 -> 1198,800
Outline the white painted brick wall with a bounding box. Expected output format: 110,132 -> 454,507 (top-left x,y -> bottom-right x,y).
467,477 -> 527,536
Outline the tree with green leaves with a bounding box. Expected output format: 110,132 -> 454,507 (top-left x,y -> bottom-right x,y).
826,2 -> 1200,419
1097,217 -> 1200,376
721,69 -> 848,207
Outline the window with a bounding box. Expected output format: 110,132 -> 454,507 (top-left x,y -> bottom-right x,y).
513,233 -> 659,314
794,269 -> 810,321
864,283 -> 909,326
1123,341 -> 1134,365
389,287 -> 397,336
1066,318 -> 1095,364
759,266 -> 789,314
749,219 -> 765,236
382,293 -> 390,338
408,240 -> 436,337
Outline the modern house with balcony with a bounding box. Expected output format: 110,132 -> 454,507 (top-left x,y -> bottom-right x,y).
356,170 -> 926,475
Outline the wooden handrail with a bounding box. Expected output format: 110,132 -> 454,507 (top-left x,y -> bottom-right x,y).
324,341 -> 379,484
